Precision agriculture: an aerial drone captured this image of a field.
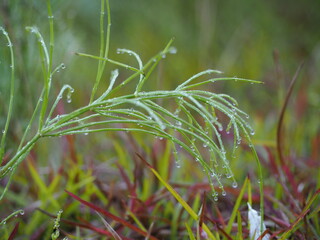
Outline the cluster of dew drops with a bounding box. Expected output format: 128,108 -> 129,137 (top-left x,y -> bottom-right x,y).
167,102 -> 255,201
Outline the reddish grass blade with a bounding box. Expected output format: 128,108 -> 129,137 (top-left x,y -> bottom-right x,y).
8,222 -> 19,240
65,190 -> 159,240
277,63 -> 303,166
280,189 -> 320,239
37,208 -> 132,239
276,64 -> 304,202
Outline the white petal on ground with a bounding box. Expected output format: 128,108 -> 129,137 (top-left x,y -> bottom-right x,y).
247,203 -> 270,240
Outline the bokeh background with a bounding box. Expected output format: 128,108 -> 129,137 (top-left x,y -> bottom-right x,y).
0,0 -> 319,237
1,0 -> 319,152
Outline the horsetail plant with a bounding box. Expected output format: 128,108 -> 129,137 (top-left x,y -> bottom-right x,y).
0,0 -> 265,234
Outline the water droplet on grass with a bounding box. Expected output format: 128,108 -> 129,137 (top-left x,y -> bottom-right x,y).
226,173 -> 233,179
222,191 -> 227,196
168,46 -> 177,54
176,162 -> 181,168
232,181 -> 238,188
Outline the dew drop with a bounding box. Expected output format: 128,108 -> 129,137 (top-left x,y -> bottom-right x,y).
222,191 -> 227,196
175,121 -> 182,127
214,196 -> 218,201
168,47 -> 177,54
232,181 -> 238,188
83,127 -> 89,136
226,173 -> 233,179
61,63 -> 66,69
176,162 -> 181,168
250,130 -> 255,135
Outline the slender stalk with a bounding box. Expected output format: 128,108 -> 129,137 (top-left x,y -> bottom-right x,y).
0,28 -> 15,164
38,0 -> 55,130
0,134 -> 40,178
90,0 -> 111,103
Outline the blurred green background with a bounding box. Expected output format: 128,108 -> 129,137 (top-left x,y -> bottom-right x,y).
1,0 -> 319,159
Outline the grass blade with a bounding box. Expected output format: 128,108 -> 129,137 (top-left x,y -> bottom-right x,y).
65,190 -> 159,240
8,222 -> 20,240
225,177 -> 248,235
137,153 -> 217,240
